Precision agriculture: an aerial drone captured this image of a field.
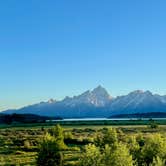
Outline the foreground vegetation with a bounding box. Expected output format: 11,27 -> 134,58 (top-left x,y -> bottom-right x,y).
0,123 -> 166,165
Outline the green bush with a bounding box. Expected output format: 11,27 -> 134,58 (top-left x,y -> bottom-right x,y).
103,143 -> 134,166
95,127 -> 118,149
150,156 -> 165,166
79,144 -> 102,166
141,134 -> 166,165
36,133 -> 63,166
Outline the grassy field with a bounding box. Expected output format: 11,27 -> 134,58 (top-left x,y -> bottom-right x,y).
0,119 -> 166,129
0,121 -> 166,165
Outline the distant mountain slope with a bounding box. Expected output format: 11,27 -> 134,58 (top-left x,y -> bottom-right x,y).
109,90 -> 166,115
2,86 -> 166,118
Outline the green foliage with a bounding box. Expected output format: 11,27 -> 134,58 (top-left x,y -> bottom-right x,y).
79,144 -> 102,166
36,125 -> 66,165
136,133 -> 145,147
141,134 -> 166,165
126,136 -> 140,161
1,124 -> 166,165
117,129 -> 126,142
95,127 -> 118,149
103,143 -> 134,166
149,121 -> 159,129
24,140 -> 31,149
49,124 -> 64,140
103,128 -> 118,147
0,136 -> 5,146
82,128 -> 133,166
64,131 -> 74,140
48,124 -> 66,149
150,156 -> 166,166
36,133 -> 63,166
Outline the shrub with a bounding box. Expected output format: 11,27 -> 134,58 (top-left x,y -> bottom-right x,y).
95,127 -> 118,149
103,143 -> 134,166
24,140 -> 31,149
36,133 -> 63,166
150,156 -> 166,166
141,134 -> 166,165
149,122 -> 159,129
79,144 -> 102,166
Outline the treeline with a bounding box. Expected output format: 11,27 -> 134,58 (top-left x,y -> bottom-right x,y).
37,125 -> 166,166
0,113 -> 62,124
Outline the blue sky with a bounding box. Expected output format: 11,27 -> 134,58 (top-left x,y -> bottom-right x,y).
1,0 -> 166,110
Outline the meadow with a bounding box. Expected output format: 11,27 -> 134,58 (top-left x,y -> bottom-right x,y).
0,120 -> 166,166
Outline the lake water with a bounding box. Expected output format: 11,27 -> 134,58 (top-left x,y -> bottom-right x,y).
47,118 -> 166,122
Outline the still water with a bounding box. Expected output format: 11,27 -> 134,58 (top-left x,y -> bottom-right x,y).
48,118 -> 166,122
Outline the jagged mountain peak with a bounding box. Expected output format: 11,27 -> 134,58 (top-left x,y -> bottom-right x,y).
92,85 -> 110,96
61,86 -> 112,107
131,90 -> 144,94
2,87 -> 166,118
129,90 -> 145,95
79,90 -> 91,96
129,90 -> 153,96
48,98 -> 56,103
92,85 -> 105,91
111,89 -> 162,114
144,90 -> 153,95
89,86 -> 112,106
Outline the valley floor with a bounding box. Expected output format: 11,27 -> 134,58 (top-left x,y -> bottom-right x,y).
0,122 -> 166,165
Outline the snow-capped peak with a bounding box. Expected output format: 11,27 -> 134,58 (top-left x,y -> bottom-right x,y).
61,86 -> 112,107
92,85 -> 110,96
90,85 -> 112,106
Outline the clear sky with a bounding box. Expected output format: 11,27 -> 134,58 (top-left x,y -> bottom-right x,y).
1,0 -> 166,111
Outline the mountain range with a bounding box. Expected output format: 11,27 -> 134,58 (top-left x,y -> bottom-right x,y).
2,86 -> 166,118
